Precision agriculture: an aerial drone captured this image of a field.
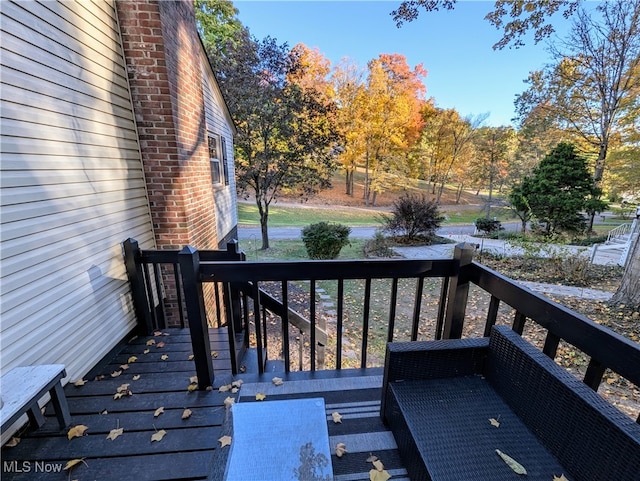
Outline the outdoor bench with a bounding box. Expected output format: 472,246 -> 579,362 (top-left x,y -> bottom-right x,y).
381,325 -> 640,481
0,364 -> 71,434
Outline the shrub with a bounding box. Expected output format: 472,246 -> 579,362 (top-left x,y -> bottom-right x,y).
382,194 -> 443,241
302,222 -> 351,260
474,217 -> 503,235
364,230 -> 395,258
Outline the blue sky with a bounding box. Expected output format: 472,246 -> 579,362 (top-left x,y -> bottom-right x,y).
235,1 -> 575,127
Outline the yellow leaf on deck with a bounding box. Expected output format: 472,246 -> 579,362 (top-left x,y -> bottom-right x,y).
143,349 -> 150,355
63,458 -> 86,471
106,428 -> 123,441
553,475 -> 569,481
489,418 -> 501,428
116,383 -> 130,393
182,408 -> 193,419
154,407 -> 165,417
219,384 -> 232,392
205,385 -> 213,391
218,435 -> 232,447
231,379 -> 244,388
369,469 -> 391,481
188,354 -> 194,360
67,425 -> 89,440
5,437 -> 20,447
128,356 -> 138,363
231,387 -> 239,393
188,384 -> 198,392
157,341 -> 165,348
332,412 -> 343,424
335,442 -> 347,457
189,376 -> 198,384
372,459 -> 384,471
161,354 -> 169,361
496,449 -> 527,475
255,392 -> 266,401
146,339 -> 155,346
224,396 -> 235,408
153,330 -> 162,336
151,429 -> 167,442
73,379 -> 86,387
211,351 -> 218,358
133,375 -> 141,381
120,364 -> 129,370
111,370 -> 122,378
272,377 -> 284,386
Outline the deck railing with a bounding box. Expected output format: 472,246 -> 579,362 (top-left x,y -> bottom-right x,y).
123,239 -> 640,422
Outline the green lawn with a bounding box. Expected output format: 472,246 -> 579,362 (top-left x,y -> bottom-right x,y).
238,238 -> 367,261
237,202 -> 386,227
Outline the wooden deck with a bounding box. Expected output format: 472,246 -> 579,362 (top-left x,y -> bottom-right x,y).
1,328 -> 407,481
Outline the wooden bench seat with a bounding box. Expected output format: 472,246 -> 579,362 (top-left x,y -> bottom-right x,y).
381,326 -> 640,481
1,364 -> 71,433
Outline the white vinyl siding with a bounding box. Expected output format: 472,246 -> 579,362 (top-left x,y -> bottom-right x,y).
0,0 -> 155,391
200,48 -> 238,245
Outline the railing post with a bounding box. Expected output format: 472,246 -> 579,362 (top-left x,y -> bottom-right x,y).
442,242 -> 475,339
226,240 -> 245,334
179,245 -> 214,389
123,238 -> 153,335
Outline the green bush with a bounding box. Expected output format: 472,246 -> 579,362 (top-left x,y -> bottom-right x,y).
475,217 -> 503,235
382,194 -> 443,241
302,222 -> 351,259
364,230 -> 395,258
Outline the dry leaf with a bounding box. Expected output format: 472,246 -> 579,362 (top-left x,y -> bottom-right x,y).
205,385 -> 213,391
5,437 -> 20,447
231,379 -> 244,388
489,418 -> 501,428
143,349 -> 150,355
161,354 -> 169,361
189,376 -> 198,384
496,449 -> 527,475
63,458 -> 87,470
366,454 -> 378,463
335,442 -> 347,457
154,407 -> 165,417
120,364 -> 130,370
153,330 -> 162,336
146,339 -> 155,346
106,428 -> 123,441
332,412 -> 343,424
157,341 -> 165,348
67,425 -> 89,440
369,469 -> 391,481
128,356 -> 138,363
272,377 -> 284,386
151,429 -> 167,442
224,396 -> 235,408
255,392 -> 266,401
188,354 -> 194,360
553,476 -> 569,481
231,387 -> 239,393
162,332 -> 170,336
73,379 -> 86,387
101,409 -> 108,415
372,459 -> 384,471
218,435 -> 232,447
111,370 -> 122,378
133,375 -> 141,381
219,384 -> 232,392
182,408 -> 193,419
188,384 -> 198,392
113,390 -> 132,400
117,383 -> 130,393
211,351 -> 218,358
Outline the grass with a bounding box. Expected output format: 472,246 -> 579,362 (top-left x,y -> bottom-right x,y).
238,238 -> 367,261
238,202 -> 386,227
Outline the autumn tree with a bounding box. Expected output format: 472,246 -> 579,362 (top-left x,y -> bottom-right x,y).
515,0 -> 640,230
208,31 -> 339,249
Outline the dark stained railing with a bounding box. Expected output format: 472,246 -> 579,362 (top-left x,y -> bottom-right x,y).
124,239 -> 640,422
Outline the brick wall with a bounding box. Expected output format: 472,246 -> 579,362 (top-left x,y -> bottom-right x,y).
116,0 -> 220,326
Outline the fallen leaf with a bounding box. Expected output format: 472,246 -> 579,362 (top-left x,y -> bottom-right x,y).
489,418 -> 501,428
211,351 -> 218,358
151,429 -> 167,442
188,354 -> 194,360
101,410 -> 108,415
120,364 -> 130,370
335,442 -> 347,457
153,330 -> 162,336
111,370 -> 122,378
143,349 -> 150,355
67,425 -> 89,440
372,459 -> 384,471
205,385 -> 213,391
161,354 -> 169,361
73,379 -> 86,387
154,407 -> 165,417
218,435 -> 232,447
231,387 -> 239,393
231,379 -> 244,388
187,384 -> 198,392
239,365 -> 246,373
256,392 -> 266,401
157,341 -> 165,348
163,332 -> 170,336
5,437 -> 20,447
133,375 -> 141,381
128,356 -> 138,363
224,396 -> 235,408
106,428 -> 123,441
369,469 -> 391,481
113,390 -> 132,400
366,454 -> 378,463
189,376 -> 198,384
496,449 -> 527,475
63,458 -> 87,471
146,339 -> 155,346
553,475 -> 569,481
117,383 -> 130,393
182,408 -> 192,419
219,384 -> 232,392
272,377 -> 284,386
332,412 -> 343,424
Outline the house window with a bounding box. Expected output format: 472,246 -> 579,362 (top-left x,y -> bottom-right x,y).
221,137 -> 230,186
208,134 -> 222,184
